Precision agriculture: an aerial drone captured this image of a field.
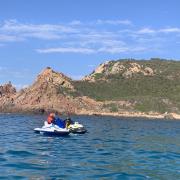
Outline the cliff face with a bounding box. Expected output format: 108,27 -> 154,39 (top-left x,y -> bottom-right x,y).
1,59 -> 180,116
0,67 -> 102,114
13,67 -> 74,111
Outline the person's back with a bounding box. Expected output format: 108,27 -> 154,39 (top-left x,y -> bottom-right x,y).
54,117 -> 65,128
47,113 -> 55,124
52,113 -> 65,128
65,117 -> 74,128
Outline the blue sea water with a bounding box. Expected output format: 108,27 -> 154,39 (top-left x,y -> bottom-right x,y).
0,114 -> 180,179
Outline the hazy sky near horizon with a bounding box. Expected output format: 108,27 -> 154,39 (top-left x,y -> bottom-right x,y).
0,0 -> 180,88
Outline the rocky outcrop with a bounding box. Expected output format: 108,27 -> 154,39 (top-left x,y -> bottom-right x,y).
83,60 -> 155,81
10,67 -> 75,112
83,61 -> 110,81
111,62 -> 125,74
144,67 -> 154,76
0,82 -> 16,97
36,67 -> 74,90
93,61 -> 109,74
122,63 -> 154,78
0,67 -> 102,114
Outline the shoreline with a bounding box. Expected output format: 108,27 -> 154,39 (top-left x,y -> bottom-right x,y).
76,110 -> 180,120
1,109 -> 180,120
77,112 -> 163,119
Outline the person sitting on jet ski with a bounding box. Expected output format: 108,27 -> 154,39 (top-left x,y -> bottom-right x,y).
65,117 -> 74,128
53,113 -> 66,128
47,113 -> 55,124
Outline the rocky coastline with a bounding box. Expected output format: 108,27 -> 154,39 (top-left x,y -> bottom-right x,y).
1,59 -> 180,120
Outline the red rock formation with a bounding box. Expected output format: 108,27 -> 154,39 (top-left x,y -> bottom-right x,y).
0,82 -> 16,97
0,67 -> 101,114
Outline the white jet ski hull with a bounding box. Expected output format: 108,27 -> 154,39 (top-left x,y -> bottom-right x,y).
34,123 -> 70,136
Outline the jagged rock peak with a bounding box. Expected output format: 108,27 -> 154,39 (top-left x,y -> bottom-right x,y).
0,81 -> 16,96
40,66 -> 54,75
38,67 -> 70,79
35,67 -> 74,89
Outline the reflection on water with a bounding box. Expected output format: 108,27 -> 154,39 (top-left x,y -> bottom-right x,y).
0,114 -> 180,179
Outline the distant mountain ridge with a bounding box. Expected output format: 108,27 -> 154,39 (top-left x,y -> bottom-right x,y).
0,58 -> 180,119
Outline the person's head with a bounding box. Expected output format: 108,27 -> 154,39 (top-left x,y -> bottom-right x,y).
50,113 -> 55,118
55,111 -> 60,116
67,116 -> 71,120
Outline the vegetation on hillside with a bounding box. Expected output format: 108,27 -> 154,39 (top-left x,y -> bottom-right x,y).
72,59 -> 180,113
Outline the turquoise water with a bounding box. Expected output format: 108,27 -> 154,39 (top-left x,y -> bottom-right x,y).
0,114 -> 180,179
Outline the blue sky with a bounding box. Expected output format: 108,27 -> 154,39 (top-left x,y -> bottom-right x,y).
0,0 -> 180,88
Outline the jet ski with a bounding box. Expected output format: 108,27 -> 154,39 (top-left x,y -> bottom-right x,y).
68,122 -> 87,134
34,121 -> 70,136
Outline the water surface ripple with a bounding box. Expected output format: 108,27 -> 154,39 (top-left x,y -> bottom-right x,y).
0,114 -> 180,179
